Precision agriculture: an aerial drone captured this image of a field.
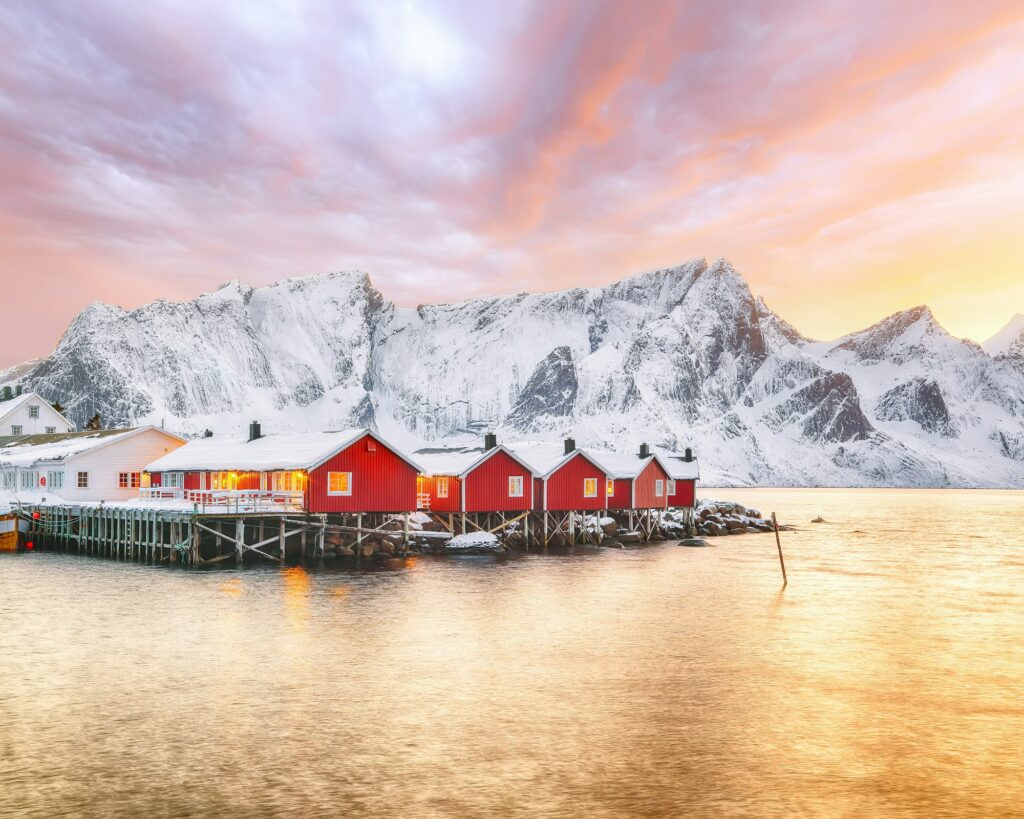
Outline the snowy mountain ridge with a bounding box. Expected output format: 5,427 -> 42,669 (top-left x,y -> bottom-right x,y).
4,258 -> 1024,487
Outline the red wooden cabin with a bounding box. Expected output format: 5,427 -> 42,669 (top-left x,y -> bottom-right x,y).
663,447 -> 699,508
599,445 -> 673,510
145,424 -> 422,513
415,440 -> 536,513
513,439 -> 612,512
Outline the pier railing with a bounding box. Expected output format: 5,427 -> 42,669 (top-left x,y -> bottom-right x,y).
138,488 -> 306,513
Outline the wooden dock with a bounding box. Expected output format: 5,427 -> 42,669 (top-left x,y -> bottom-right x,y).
11,502 -> 696,566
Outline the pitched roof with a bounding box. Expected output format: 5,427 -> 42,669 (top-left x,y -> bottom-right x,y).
0,427 -> 179,468
414,444 -> 535,477
144,428 -> 422,473
0,391 -> 74,428
658,453 -> 700,480
590,450 -> 673,479
507,442 -> 614,479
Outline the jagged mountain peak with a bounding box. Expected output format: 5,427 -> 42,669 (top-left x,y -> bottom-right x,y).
983,313 -> 1024,358
4,258 -> 1024,488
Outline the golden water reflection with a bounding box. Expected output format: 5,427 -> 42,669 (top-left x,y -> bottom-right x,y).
0,488 -> 1021,817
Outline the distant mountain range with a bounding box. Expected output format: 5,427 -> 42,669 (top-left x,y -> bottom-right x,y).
4,258 -> 1024,487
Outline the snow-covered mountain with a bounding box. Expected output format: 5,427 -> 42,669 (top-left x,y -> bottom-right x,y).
5,258 -> 1024,487
983,314 -> 1024,359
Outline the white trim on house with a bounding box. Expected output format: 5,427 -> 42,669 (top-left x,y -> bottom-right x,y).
326,471 -> 353,496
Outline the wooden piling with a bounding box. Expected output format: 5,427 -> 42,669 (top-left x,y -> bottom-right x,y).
772,511 -> 788,586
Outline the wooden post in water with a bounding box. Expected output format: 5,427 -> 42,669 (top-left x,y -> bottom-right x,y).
771,512 -> 788,586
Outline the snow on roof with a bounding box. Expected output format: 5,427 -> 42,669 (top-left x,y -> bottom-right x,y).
0,391 -> 73,427
590,451 -> 663,479
659,455 -> 700,480
414,444 -> 536,477
505,442 -> 615,479
145,428 -> 422,473
0,428 -> 146,468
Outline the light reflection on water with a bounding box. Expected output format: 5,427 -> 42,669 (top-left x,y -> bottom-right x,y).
1,488 -> 1022,817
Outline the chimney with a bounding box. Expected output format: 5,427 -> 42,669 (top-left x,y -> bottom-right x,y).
248,421 -> 262,442
563,437 -> 576,455
684,447 -> 693,463
484,432 -> 497,450
203,429 -> 213,438
639,443 -> 650,458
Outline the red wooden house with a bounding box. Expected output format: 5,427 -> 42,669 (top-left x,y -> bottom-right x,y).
663,447 -> 699,508
415,438 -> 536,513
598,445 -> 673,510
145,423 -> 422,513
512,439 -> 613,512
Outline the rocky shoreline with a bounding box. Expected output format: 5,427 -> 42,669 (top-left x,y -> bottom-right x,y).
318,501 -> 788,559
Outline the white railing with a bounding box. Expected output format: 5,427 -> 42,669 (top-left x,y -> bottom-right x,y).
139,487 -> 184,500
416,492 -> 431,511
138,488 -> 305,513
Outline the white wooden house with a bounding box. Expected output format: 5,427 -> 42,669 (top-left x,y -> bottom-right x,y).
0,427 -> 186,503
0,391 -> 74,437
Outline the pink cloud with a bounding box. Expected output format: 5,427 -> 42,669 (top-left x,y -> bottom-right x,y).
0,0 -> 1022,367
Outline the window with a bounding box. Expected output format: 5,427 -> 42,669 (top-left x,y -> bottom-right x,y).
667,479 -> 676,496
45,426 -> 56,434
655,479 -> 664,497
119,472 -> 129,488
508,475 -> 524,497
118,472 -> 142,489
77,471 -> 89,489
164,472 -> 184,489
20,471 -> 38,489
47,471 -> 64,490
11,425 -> 22,435
436,476 -> 449,498
583,477 -> 598,498
28,405 -> 39,419
327,471 -> 352,496
606,478 -> 615,497
2,471 -> 14,489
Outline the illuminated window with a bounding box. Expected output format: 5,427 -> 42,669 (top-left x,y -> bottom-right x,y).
131,472 -> 141,488
606,478 -> 615,497
77,471 -> 89,489
583,477 -> 598,498
508,475 -> 523,497
28,405 -> 39,419
655,480 -> 664,497
328,471 -> 352,496
436,477 -> 449,498
118,472 -> 129,488
667,479 -> 676,496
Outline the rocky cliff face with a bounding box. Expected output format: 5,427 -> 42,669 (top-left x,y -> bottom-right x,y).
6,257 -> 1024,487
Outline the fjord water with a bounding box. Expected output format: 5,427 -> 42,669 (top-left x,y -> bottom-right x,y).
1,489 -> 1022,818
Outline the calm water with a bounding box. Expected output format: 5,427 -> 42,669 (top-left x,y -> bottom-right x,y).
1,489 -> 1023,818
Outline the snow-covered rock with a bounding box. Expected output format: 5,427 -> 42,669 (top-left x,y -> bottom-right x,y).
443,532 -> 503,553
5,257 -> 1024,488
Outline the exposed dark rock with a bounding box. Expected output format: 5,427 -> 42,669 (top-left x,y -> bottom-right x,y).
875,378 -> 956,437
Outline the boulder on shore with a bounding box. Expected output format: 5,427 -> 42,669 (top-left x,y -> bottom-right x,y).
680,538 -> 711,547
443,532 -> 504,555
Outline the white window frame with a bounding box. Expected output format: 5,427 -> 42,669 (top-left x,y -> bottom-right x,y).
47,470 -> 63,490
655,479 -> 664,497
164,471 -> 184,489
667,479 -> 676,496
28,405 -> 39,419
436,476 -> 449,499
45,426 -> 56,434
77,471 -> 89,489
508,475 -> 524,498
583,477 -> 598,498
11,425 -> 22,435
119,472 -> 129,489
2,471 -> 14,489
327,471 -> 352,496
21,470 -> 38,489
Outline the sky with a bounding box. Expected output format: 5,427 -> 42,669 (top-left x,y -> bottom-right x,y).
0,0 -> 1022,368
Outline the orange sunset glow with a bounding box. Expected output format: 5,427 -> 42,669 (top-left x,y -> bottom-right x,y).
0,1 -> 1022,367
